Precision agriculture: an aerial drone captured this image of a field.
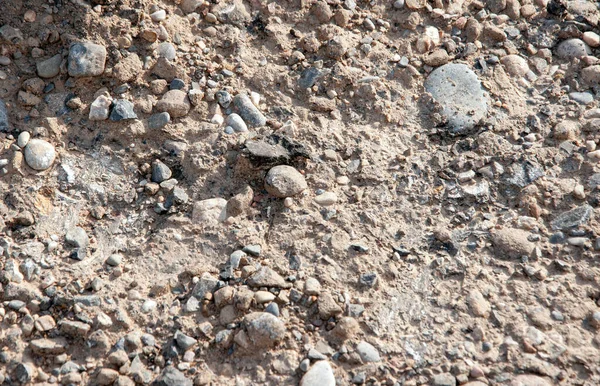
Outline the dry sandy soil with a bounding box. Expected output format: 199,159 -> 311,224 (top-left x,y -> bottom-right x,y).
1,0 -> 600,385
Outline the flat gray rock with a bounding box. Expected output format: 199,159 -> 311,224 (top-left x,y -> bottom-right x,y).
68,42 -> 107,77
424,63 -> 487,133
37,54 -> 62,78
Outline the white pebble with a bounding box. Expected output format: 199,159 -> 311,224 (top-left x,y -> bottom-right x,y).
141,300 -> 157,313
583,31 -> 600,48
586,140 -> 597,152
314,192 -> 338,206
17,131 -> 30,148
250,91 -> 261,107
336,176 -> 350,185
211,114 -> 224,125
150,10 -> 167,22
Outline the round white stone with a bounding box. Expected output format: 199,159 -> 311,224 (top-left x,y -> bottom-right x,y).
24,139 -> 56,171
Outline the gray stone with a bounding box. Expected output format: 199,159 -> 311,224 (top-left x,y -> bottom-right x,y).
37,54 -> 62,78
244,312 -> 286,348
151,160 -> 172,183
165,186 -> 189,207
60,320 -> 91,337
0,25 -> 23,44
243,244 -> 261,256
153,366 -> 192,386
0,99 -> 8,131
110,99 -> 137,121
68,42 -> 107,77
265,165 -> 308,198
216,90 -> 232,108
74,295 -> 101,307
424,63 -> 488,133
174,331 -> 197,350
156,42 -> 177,60
556,39 -> 591,59
356,341 -> 381,362
569,92 -> 594,105
265,302 -> 280,317
15,363 -> 36,383
233,93 -> 266,127
24,139 -> 56,171
503,161 -> 544,189
247,266 -> 289,288
551,205 -> 593,230
298,67 -> 322,89
106,254 -> 122,266
192,273 -> 218,299
225,113 -> 248,132
65,226 -> 89,249
300,361 -> 335,386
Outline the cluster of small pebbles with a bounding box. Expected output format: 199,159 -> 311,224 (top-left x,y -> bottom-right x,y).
1,0 -> 600,385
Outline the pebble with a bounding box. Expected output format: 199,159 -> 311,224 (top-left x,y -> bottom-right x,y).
243,244 -> 261,256
17,131 -> 30,148
0,99 -> 7,131
247,266 -> 289,288
491,228 -> 534,258
216,90 -> 232,108
106,254 -> 123,266
356,341 -> 381,362
432,373 -> 456,386
304,278 -> 322,295
141,300 -> 157,313
110,99 -> 137,121
170,78 -> 185,90
150,10 -> 167,22
151,160 -> 172,183
191,198 -> 227,223
37,54 -> 62,78
551,205 -> 593,230
314,191 -> 338,206
155,90 -> 191,118
300,361 -> 335,386
34,315 -> 56,332
255,291 -> 276,303
510,375 -> 551,386
24,139 -> 56,171
244,312 -> 286,348
156,42 -> 176,60
174,331 -> 197,350
467,289 -> 490,317
225,113 -> 248,132
265,302 -> 279,317
556,39 -> 591,59
89,95 -> 112,121
154,366 -> 192,386
265,165 -> 308,198
424,63 -> 488,133
569,92 -> 594,105
233,93 -> 266,127
68,42 -> 107,77
501,54 -> 529,77
148,112 -> 171,129
583,31 -> 600,48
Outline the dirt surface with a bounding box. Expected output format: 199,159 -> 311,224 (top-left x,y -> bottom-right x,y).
1,0 -> 600,385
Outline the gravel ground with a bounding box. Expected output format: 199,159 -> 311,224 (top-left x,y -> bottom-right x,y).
1,0 -> 600,385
